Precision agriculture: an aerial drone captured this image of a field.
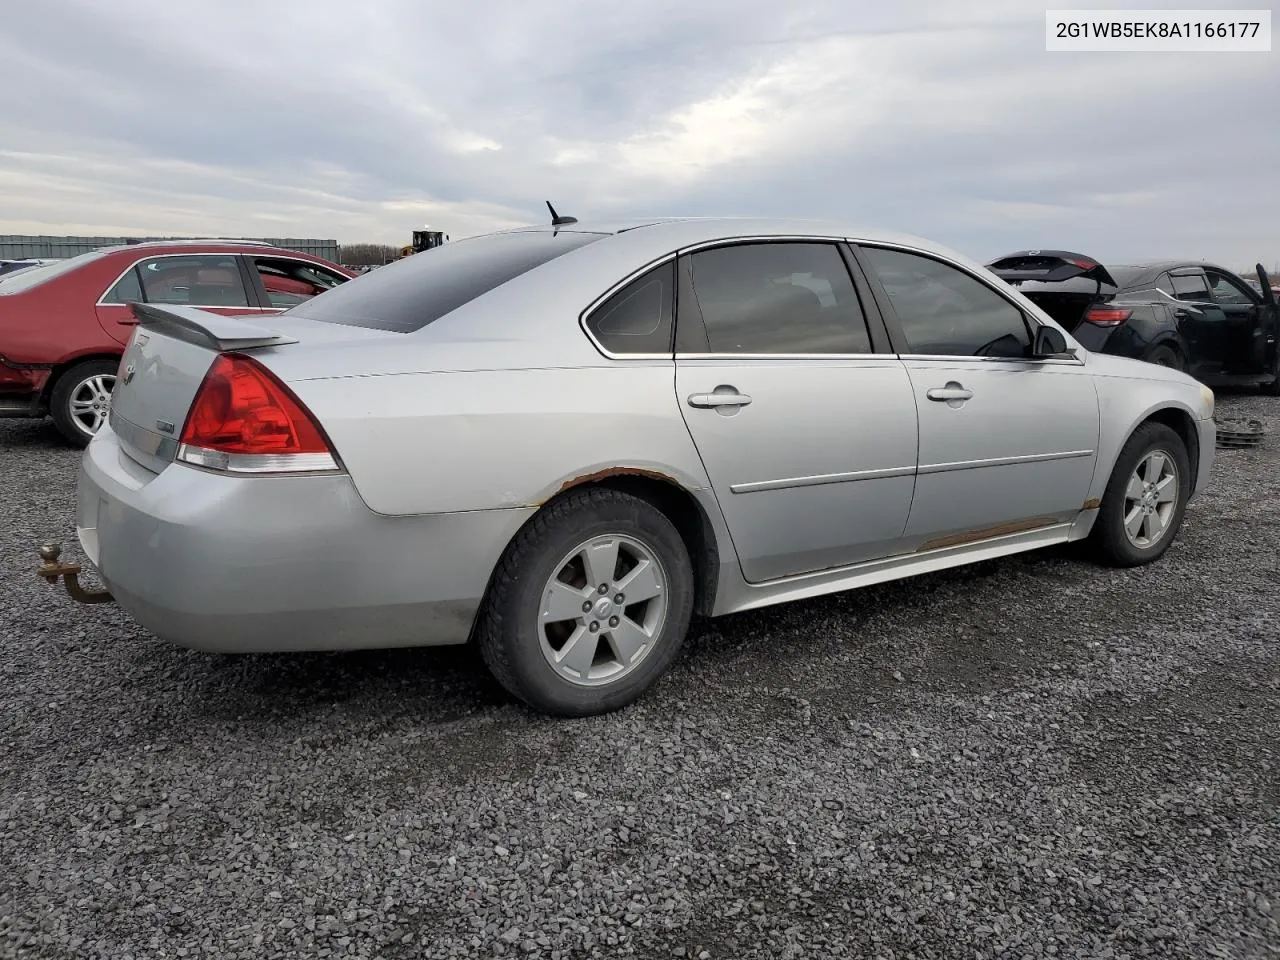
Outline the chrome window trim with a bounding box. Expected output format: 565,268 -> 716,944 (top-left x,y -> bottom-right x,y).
899,353 -> 1086,367
676,352 -> 888,362
578,253 -> 678,360
579,233 -> 1088,364
852,239 -> 1087,364
95,252 -> 256,309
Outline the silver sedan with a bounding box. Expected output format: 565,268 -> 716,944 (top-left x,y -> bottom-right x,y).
58,216 -> 1215,715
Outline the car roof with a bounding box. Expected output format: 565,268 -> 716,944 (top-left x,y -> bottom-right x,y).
1109,259 -> 1237,284
486,216 -> 960,259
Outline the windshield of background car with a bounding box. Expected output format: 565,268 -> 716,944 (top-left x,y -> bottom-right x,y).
287,230 -> 607,332
0,251 -> 106,295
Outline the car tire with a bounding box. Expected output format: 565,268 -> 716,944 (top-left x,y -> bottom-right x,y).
476,487 -> 695,717
49,358 -> 118,448
1090,422 -> 1191,568
1146,345 -> 1183,371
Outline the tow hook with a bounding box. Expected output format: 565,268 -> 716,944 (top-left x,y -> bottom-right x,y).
36,542 -> 115,605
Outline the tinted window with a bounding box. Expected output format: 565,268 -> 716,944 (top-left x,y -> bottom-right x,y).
1170,273 -> 1210,302
124,255 -> 250,307
1207,271 -> 1253,305
862,246 -> 1030,358
586,261 -> 674,354
252,257 -> 350,308
1155,273 -> 1176,297
685,242 -> 871,354
290,230 -> 605,333
102,267 -> 143,304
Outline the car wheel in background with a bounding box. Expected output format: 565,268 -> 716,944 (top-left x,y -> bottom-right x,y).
476,487 -> 695,717
1090,422 -> 1191,567
1146,345 -> 1183,371
50,358 -> 118,447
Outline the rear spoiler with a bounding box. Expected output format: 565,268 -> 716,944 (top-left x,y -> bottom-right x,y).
128,302 -> 298,351
987,250 -> 1118,288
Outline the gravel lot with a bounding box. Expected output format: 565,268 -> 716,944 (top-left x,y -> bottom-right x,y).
1,395 -> 1277,960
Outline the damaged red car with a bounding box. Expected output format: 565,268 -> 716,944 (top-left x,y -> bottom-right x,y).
0,240 -> 355,445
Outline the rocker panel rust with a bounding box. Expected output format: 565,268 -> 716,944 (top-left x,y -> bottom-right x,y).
918,516 -> 1059,553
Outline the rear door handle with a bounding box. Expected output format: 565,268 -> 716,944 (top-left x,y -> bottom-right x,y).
688,391 -> 752,408
926,385 -> 973,402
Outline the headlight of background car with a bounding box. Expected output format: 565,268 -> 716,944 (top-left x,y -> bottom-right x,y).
1200,384 -> 1215,419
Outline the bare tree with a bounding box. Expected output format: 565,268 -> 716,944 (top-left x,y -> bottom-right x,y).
340,243 -> 400,266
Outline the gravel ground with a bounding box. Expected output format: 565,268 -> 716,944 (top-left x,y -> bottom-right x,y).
1,395 -> 1277,960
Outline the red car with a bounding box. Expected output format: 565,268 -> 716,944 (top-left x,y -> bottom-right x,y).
0,240 -> 355,445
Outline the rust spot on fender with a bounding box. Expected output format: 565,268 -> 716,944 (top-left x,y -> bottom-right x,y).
555,466 -> 680,498
919,517 -> 1058,553
1082,497 -> 1102,510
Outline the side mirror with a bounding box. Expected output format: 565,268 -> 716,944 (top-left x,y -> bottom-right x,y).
1032,324 -> 1072,358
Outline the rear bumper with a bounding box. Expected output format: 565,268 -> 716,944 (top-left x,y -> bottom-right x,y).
76,425 -> 533,653
0,358 -> 49,415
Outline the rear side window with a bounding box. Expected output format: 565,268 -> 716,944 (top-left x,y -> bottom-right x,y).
861,246 -> 1030,358
123,255 -> 250,307
683,242 -> 872,354
585,261 -> 675,355
1170,273 -> 1210,302
289,230 -> 605,333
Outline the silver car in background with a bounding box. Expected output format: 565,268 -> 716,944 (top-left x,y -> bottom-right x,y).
63,216 -> 1215,715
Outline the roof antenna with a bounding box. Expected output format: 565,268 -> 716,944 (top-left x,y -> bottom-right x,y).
546,201 -> 578,226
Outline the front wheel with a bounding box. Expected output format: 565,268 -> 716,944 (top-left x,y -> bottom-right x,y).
476,487 -> 695,716
1090,422 -> 1191,567
49,359 -> 118,447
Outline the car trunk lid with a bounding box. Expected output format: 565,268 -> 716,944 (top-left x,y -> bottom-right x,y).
987,251 -> 1118,333
107,303 -> 387,473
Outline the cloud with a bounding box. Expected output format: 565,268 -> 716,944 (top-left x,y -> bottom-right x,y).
0,0 -> 1276,267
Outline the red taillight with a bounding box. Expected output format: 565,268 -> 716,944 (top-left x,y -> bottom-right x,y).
1068,258 -> 1098,270
177,353 -> 339,474
1084,307 -> 1133,327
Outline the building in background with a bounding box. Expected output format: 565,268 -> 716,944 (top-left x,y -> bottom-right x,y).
0,235 -> 340,262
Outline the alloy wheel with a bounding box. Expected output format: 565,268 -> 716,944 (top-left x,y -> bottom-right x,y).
68,373 -> 116,437
536,534 -> 668,686
1123,449 -> 1179,548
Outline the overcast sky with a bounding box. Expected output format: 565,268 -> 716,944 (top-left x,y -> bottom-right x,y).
1,0 -> 1276,266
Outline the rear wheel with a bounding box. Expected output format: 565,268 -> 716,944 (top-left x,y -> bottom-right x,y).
1146,345 -> 1183,371
476,487 -> 695,716
1090,422 -> 1190,567
49,359 -> 118,447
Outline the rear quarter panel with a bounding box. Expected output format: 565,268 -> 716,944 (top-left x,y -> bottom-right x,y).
290,362 -> 715,516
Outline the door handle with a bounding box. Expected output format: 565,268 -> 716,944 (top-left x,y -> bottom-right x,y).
688,391 -> 752,408
926,385 -> 973,402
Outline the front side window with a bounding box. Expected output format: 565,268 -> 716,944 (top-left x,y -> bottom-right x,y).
110,255 -> 250,307
252,257 -> 350,308
861,246 -> 1030,358
1206,270 -> 1254,306
586,261 -> 674,354
683,242 -> 872,354
1170,272 -> 1211,302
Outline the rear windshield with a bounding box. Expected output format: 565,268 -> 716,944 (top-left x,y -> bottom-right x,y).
0,251 -> 106,295
1106,265 -> 1155,290
287,229 -> 606,332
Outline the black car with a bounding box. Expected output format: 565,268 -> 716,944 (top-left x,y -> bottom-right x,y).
987,251 -> 1280,393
